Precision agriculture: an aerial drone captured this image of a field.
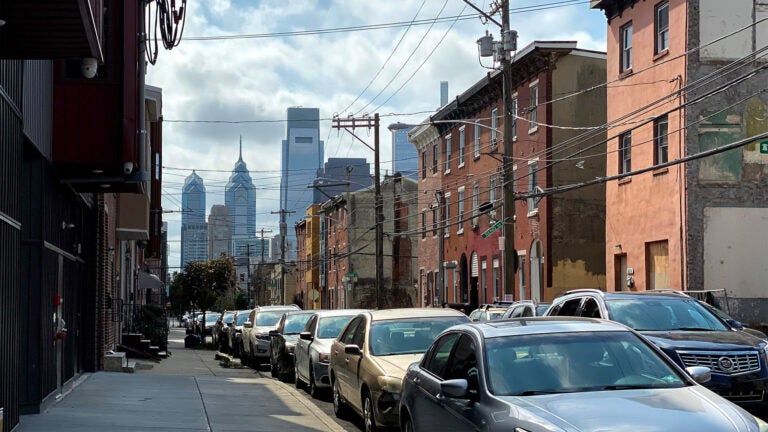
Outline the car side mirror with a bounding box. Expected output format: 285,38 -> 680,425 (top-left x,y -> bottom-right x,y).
440,379 -> 470,399
686,366 -> 712,384
227,322 -> 233,327
244,321 -> 253,328
268,329 -> 279,337
725,319 -> 744,330
300,331 -> 313,341
344,344 -> 362,355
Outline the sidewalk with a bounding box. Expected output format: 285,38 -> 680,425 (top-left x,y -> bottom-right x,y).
16,326 -> 345,432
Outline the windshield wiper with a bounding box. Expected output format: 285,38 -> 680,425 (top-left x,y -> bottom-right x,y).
601,384 -> 656,390
517,390 -> 563,396
677,327 -> 714,331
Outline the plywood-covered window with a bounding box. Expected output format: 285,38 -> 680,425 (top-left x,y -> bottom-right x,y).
646,240 -> 670,290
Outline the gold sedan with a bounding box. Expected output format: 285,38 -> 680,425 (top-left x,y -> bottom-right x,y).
329,308 -> 470,432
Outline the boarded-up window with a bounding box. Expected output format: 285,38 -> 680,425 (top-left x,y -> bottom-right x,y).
646,241 -> 670,290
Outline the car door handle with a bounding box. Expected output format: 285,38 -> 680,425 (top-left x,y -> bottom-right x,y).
413,377 -> 421,384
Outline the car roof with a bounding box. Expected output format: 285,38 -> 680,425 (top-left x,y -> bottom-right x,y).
255,305 -> 300,312
283,310 -> 315,316
451,316 -> 630,338
367,307 -> 468,321
312,309 -> 369,318
559,289 -> 697,301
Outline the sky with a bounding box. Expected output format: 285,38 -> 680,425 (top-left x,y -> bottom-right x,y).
145,0 -> 608,271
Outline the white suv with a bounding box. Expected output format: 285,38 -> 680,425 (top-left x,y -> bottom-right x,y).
241,305 -> 300,367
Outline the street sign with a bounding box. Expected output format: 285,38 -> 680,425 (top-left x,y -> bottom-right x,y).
481,220 -> 503,238
760,140 -> 768,154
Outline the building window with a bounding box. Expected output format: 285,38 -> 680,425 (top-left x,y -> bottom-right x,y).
654,115 -> 669,164
655,1 -> 669,55
619,132 -> 632,174
528,85 -> 538,132
490,107 -> 498,148
473,121 -> 481,158
511,96 -> 518,139
621,22 -> 633,72
646,240 -> 669,290
432,143 -> 438,174
421,150 -> 427,179
458,126 -> 465,166
472,184 -> 479,227
480,259 -> 487,304
444,134 -> 452,173
421,211 -> 426,239
444,195 -> 451,237
518,253 -> 527,300
527,161 -> 539,212
457,187 -> 465,234
492,258 -> 500,301
489,175 -> 498,220
432,207 -> 438,236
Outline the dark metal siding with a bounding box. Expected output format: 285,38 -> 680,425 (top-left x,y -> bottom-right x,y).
23,60 -> 54,160
0,60 -> 23,432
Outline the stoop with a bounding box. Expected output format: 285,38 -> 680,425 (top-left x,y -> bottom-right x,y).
104,351 -> 128,372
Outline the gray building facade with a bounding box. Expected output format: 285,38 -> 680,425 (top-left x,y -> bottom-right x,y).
208,205 -> 231,259
181,171 -> 207,266
388,122 -> 418,180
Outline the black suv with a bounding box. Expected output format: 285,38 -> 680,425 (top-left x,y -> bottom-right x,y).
546,289 -> 768,408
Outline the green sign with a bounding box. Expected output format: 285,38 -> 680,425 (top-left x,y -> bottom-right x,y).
481,220 -> 503,239
760,140 -> 768,154
345,272 -> 358,279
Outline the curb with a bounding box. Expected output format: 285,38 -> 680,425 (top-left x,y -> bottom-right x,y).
271,379 -> 346,432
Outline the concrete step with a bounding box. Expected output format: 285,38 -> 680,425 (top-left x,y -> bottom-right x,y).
104,352 -> 127,372
156,351 -> 168,358
123,361 -> 136,373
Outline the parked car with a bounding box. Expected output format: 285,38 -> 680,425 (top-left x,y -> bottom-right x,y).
400,316 -> 768,432
501,300 -> 550,319
269,310 -> 315,381
468,306 -> 506,322
200,312 -> 220,337
212,311 -> 235,350
545,289 -> 768,409
294,309 -> 367,397
329,308 -> 470,431
242,305 -> 301,367
698,301 -> 768,340
227,309 -> 253,357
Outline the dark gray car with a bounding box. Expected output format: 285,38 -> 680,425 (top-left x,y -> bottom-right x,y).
400,317 -> 767,432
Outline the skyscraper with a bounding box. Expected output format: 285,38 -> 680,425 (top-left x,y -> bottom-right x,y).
312,157 -> 372,202
389,122 -> 417,180
280,107 -> 324,260
208,205 -> 232,259
181,171 -> 207,267
225,137 -> 257,257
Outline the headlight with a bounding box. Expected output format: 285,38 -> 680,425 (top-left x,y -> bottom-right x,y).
318,352 -> 330,363
377,375 -> 403,396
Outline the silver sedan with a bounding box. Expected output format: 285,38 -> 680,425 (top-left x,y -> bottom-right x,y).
400,317 -> 768,432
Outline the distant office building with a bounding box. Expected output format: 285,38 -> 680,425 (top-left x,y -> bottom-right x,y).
313,157 -> 372,202
181,171 -> 207,267
226,137 -> 258,259
280,107 -> 324,260
440,81 -> 449,107
389,122 -> 417,180
208,205 -> 232,259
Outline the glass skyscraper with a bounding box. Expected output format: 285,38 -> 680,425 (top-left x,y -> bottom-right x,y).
181,171 -> 207,267
225,138 -> 258,258
280,107 -> 324,260
389,122 -> 417,180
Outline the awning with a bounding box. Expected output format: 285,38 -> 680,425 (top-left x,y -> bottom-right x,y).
138,271 -> 164,290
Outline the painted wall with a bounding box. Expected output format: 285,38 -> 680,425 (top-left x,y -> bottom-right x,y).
603,0 -> 688,292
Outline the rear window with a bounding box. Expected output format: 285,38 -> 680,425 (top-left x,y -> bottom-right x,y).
606,298 -> 729,332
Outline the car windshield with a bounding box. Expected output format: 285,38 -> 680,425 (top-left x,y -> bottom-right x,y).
317,315 -> 355,339
205,314 -> 220,323
606,298 -> 730,331
236,312 -> 251,325
284,314 -> 313,334
222,313 -> 235,323
255,311 -> 285,326
485,331 -> 687,396
535,304 -> 550,316
370,316 -> 469,356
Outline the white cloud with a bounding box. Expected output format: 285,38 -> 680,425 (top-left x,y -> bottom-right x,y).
147,0 -> 607,269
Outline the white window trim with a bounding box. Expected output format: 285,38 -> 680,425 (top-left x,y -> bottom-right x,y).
458,126 -> 466,168
490,108 -> 499,148
457,186 -> 465,235
527,158 -> 540,217
444,134 -> 452,174
511,93 -> 519,142
528,82 -> 539,135
473,120 -> 481,158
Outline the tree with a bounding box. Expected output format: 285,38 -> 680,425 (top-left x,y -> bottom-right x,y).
170,256 -> 236,336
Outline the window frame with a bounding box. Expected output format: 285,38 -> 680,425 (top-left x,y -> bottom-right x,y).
472,184 -> 480,227
432,143 -> 438,174
511,94 -> 518,139
654,115 -> 669,165
527,160 -> 539,214
444,134 -> 452,173
443,193 -> 451,237
619,131 -> 632,174
457,187 -> 465,234
473,121 -> 481,159
458,126 -> 466,167
421,150 -> 427,179
621,22 -> 633,73
655,1 -> 669,55
421,210 -> 427,239
528,84 -> 538,134
490,107 -> 499,148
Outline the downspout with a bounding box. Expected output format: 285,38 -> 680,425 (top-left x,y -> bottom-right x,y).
138,0 -> 148,186
679,0 -> 689,291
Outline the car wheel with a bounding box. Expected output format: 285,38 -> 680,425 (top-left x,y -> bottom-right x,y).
308,364 -> 318,398
332,377 -> 347,419
363,390 -> 378,432
295,370 -> 305,389
402,413 -> 415,432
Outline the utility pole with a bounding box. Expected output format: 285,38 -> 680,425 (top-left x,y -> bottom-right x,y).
271,209 -> 294,304
470,0 -> 518,299
256,228 -> 272,305
332,114 -> 384,309
246,243 -> 251,306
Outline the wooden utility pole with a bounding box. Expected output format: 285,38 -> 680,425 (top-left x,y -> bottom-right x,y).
332,114 -> 384,309
500,0 -> 518,299
271,210 -> 294,304
255,228 -> 272,305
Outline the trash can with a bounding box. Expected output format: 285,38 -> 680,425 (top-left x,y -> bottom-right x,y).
184,334 -> 200,348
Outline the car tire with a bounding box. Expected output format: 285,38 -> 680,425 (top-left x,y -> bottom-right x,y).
332,377 -> 347,419
308,364 -> 319,398
402,413 -> 415,432
295,370 -> 305,389
363,389 -> 378,432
